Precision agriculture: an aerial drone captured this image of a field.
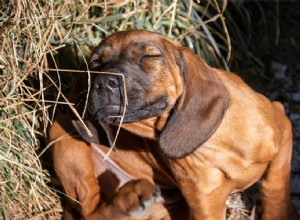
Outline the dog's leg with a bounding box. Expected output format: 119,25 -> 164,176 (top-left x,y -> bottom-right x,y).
260,134 -> 299,219
171,166 -> 232,220
260,104 -> 299,220
50,115 -> 100,219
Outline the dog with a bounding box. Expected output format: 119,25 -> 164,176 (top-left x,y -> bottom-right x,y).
49,29 -> 299,220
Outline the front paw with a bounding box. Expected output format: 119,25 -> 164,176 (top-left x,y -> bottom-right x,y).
112,179 -> 160,217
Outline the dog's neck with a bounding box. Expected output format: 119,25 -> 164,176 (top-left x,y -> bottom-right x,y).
121,112 -> 169,140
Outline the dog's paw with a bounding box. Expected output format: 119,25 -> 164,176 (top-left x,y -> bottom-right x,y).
111,179 -> 160,217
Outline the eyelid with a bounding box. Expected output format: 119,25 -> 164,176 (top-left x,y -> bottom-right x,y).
145,45 -> 161,54
141,54 -> 162,62
143,54 -> 162,58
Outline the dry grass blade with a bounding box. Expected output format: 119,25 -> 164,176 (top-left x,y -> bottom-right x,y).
0,0 -> 62,218
45,68 -> 128,160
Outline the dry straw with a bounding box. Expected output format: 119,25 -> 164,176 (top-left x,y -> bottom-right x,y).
0,0 -> 249,219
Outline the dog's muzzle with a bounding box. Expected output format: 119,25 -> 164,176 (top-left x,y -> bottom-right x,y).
88,74 -> 125,120
87,73 -> 169,124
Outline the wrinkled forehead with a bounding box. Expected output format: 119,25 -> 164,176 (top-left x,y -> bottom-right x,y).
90,30 -> 183,69
99,30 -> 181,52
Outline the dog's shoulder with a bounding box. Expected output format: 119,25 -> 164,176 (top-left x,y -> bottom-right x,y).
209,69 -> 283,161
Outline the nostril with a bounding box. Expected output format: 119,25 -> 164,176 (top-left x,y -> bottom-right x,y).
108,78 -> 119,88
93,75 -> 120,90
94,83 -> 102,90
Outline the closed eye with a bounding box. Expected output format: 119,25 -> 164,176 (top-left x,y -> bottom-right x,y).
141,54 -> 162,62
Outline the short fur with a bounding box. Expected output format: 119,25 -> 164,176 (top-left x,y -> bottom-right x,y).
49,30 -> 299,220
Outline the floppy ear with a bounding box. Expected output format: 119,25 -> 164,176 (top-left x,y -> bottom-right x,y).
159,48 -> 231,159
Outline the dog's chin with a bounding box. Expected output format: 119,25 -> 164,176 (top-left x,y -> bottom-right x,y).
93,98 -> 168,124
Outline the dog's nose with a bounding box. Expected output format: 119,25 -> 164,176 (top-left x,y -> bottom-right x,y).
94,75 -> 120,90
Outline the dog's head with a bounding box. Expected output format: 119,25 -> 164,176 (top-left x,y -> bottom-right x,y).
88,30 -> 184,124
76,30 -> 230,158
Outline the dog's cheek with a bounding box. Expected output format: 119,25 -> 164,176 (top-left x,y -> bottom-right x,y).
126,83 -> 149,109
139,58 -> 164,74
149,68 -> 182,110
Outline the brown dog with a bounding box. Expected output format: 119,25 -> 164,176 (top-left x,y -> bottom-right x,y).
50,30 -> 299,220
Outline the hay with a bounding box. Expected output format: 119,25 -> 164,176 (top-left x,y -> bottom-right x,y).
0,0 -> 63,218
0,0 -> 248,219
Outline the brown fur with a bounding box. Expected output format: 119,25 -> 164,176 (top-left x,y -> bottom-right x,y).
49,30 -> 299,220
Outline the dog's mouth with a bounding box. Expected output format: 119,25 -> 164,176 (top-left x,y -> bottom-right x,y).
92,96 -> 168,124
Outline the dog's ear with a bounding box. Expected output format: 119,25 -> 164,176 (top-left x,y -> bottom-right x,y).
71,119 -> 113,147
159,48 -> 231,159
